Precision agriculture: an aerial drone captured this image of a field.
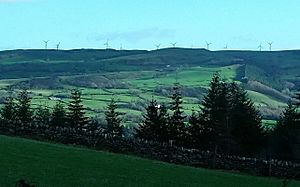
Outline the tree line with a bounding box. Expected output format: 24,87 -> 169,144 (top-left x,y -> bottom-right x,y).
0,73 -> 299,160
0,89 -> 123,146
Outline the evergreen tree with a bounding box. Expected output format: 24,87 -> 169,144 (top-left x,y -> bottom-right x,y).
200,73 -> 230,152
135,99 -> 158,141
16,89 -> 33,135
34,105 -> 51,137
50,101 -> 67,141
230,83 -> 266,156
51,101 -> 67,128
67,89 -> 88,134
157,104 -> 169,142
272,101 -> 298,160
135,99 -> 168,143
188,111 -> 200,147
168,83 -> 186,146
200,75 -> 266,155
105,98 -> 123,138
86,118 -> 103,147
0,94 -> 17,134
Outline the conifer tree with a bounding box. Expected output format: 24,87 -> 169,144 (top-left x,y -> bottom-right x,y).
200,73 -> 230,151
51,101 -> 67,128
230,83 -> 266,155
16,89 -> 33,135
0,94 -> 16,134
200,75 -> 266,155
34,105 -> 51,137
168,83 -> 186,145
67,89 -> 88,138
157,104 -> 169,142
135,99 -> 158,141
50,101 -> 67,140
272,101 -> 298,160
105,98 -> 123,138
135,99 -> 168,142
188,110 -> 209,149
188,111 -> 200,146
86,118 -> 102,147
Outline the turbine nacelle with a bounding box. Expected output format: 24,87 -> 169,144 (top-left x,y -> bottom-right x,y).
170,42 -> 177,47
104,39 -> 109,49
205,41 -> 212,50
268,42 -> 274,51
258,43 -> 263,51
43,40 -> 49,50
155,44 -> 161,50
56,42 -> 61,50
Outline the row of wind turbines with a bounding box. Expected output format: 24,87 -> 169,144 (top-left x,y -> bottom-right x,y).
103,40 -> 275,51
43,40 -> 60,50
42,40 -> 275,51
153,41 -> 274,51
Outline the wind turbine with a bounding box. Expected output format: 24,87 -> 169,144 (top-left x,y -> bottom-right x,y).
224,43 -> 228,50
43,40 -> 49,50
120,43 -> 123,50
56,42 -> 61,50
104,39 -> 109,49
170,42 -> 177,48
258,43 -> 263,51
206,41 -> 212,50
155,44 -> 161,50
268,42 -> 273,51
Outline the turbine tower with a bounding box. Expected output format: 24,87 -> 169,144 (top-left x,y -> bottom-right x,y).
120,43 -> 123,50
104,39 -> 109,49
258,43 -> 263,51
43,40 -> 49,50
206,41 -> 212,50
224,43 -> 228,50
171,42 -> 177,48
56,42 -> 61,50
155,44 -> 161,50
268,42 -> 273,51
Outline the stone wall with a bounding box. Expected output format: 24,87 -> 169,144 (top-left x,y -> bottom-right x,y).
93,137 -> 300,179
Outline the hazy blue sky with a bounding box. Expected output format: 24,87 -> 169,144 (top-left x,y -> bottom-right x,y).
1,0 -> 300,50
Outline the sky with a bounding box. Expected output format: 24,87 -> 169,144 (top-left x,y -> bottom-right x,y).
1,0 -> 300,51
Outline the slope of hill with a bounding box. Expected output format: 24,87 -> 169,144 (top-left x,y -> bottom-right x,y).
0,48 -> 298,122
0,135 -> 298,187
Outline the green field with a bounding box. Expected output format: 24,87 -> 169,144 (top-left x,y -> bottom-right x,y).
0,135 -> 298,187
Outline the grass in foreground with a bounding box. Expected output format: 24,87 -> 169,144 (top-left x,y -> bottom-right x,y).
0,135 -> 299,187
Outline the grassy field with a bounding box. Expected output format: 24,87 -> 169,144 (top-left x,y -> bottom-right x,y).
0,135 -> 299,187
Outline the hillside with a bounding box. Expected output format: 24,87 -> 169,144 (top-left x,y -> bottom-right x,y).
0,135 -> 298,187
0,48 -> 299,123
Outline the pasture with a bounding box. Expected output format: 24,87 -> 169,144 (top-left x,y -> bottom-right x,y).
1,135 -> 298,187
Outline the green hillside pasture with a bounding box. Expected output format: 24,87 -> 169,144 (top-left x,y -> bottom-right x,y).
129,65 -> 239,89
247,90 -> 286,108
0,135 -> 298,187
